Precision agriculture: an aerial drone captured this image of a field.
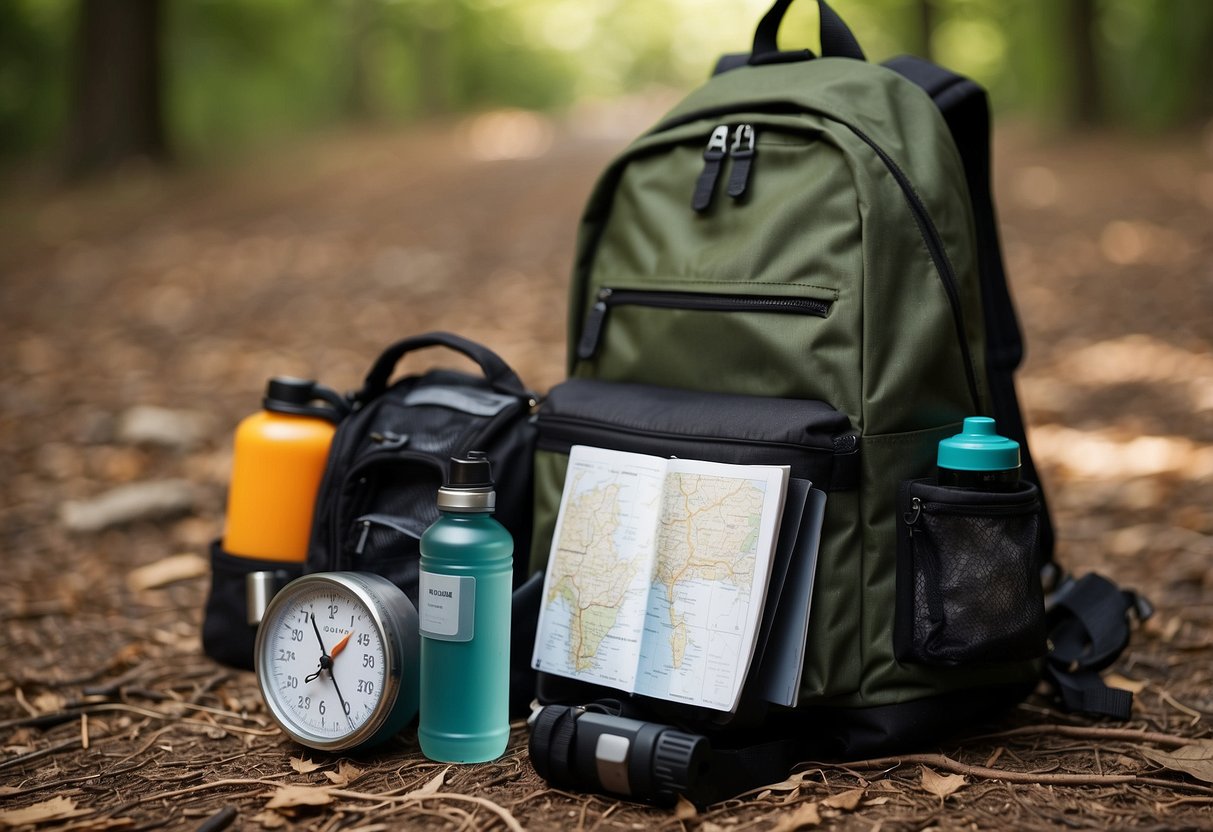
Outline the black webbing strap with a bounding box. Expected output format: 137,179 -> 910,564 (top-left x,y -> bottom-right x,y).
1045,573 -> 1152,719
885,54 -> 1055,571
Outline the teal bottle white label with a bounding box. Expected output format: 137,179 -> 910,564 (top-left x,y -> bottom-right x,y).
418,571 -> 476,641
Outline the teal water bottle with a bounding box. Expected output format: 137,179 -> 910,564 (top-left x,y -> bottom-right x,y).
418,451 -> 513,763
937,416 -> 1021,491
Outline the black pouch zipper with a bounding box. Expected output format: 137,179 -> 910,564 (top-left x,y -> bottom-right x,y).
538,414 -> 849,458
332,450 -> 444,564
351,513 -> 423,557
577,287 -> 832,361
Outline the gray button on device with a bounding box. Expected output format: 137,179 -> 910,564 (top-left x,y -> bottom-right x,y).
595,733 -> 632,796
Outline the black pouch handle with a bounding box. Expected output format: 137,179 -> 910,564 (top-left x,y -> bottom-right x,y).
751,0 -> 866,64
358,331 -> 528,403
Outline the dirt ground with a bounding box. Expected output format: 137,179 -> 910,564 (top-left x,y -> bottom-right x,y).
1,99 -> 1212,830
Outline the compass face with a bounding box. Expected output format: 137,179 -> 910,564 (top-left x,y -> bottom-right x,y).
258,576 -> 392,749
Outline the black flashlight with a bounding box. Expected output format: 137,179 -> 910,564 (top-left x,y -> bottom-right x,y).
528,705 -> 713,806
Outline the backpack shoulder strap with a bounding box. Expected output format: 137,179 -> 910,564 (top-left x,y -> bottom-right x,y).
885,55 -> 1055,571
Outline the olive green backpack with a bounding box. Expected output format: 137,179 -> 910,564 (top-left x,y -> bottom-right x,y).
527,0 -> 1144,758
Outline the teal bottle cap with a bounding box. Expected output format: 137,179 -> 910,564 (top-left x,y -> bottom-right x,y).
937,417 -> 1020,472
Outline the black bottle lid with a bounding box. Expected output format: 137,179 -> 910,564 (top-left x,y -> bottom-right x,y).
262,377 -> 347,423
447,451 -> 495,488
438,451 -> 496,511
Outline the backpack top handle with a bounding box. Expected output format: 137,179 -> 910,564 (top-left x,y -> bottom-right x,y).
357,331 -> 529,405
750,0 -> 867,65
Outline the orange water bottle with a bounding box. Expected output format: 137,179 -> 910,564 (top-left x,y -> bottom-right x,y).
224,378 -> 345,563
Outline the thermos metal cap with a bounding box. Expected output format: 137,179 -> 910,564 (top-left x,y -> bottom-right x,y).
937,417 -> 1020,472
437,451 -> 496,511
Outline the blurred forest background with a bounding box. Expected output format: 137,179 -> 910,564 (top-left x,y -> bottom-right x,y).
2,2 -> 1212,829
3,0 -> 1213,180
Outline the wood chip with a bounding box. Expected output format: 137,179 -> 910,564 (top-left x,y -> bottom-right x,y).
127,553 -> 209,591
820,787 -> 865,811
0,796 -> 90,826
1105,673 -> 1148,694
769,801 -> 821,831
673,795 -> 697,820
60,480 -> 197,533
264,785 -> 334,809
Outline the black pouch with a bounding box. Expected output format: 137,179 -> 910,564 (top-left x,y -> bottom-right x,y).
201,540 -> 303,669
532,378 -> 859,567
307,332 -> 538,608
895,478 -> 1045,666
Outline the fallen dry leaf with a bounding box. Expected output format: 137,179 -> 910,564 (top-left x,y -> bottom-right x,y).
289,756 -> 322,775
252,810 -> 288,829
126,552 -> 208,591
323,761 -> 364,786
673,795 -> 697,820
821,787 -> 865,811
865,796 -> 892,806
920,765 -> 967,799
31,692 -> 66,714
0,796 -> 90,826
1105,673 -> 1148,694
1139,742 -> 1213,784
405,767 -> 449,798
265,784 -> 334,809
770,801 -> 821,831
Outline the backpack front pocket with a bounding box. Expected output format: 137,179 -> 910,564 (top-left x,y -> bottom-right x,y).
576,287 -> 832,361
895,479 -> 1045,666
335,454 -> 444,606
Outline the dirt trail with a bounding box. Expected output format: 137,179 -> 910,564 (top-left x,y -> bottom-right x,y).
1,109 -> 1211,829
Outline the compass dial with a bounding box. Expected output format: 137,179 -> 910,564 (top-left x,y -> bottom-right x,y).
255,573 -> 418,751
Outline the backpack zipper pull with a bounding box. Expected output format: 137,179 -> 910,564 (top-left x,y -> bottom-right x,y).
903,496 -> 923,538
691,125 -> 730,213
354,519 -> 372,555
727,124 -> 756,200
576,288 -> 612,360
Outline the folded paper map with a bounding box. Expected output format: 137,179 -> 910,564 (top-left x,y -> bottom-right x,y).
531,445 -> 790,712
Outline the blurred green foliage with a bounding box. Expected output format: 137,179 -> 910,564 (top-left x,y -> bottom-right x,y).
1,0 -> 1210,164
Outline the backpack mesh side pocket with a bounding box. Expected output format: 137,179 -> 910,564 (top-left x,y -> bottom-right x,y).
895,479 -> 1045,666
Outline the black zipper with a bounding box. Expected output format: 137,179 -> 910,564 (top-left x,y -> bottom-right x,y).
577,287 -> 832,361
332,450 -> 444,562
352,514 -> 422,557
539,413 -> 850,457
845,125 -> 981,413
904,495 -> 1035,534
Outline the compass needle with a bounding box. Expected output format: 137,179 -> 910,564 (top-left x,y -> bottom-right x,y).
331,630 -> 353,660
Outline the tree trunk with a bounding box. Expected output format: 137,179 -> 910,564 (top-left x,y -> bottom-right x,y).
1066,0 -> 1102,125
65,0 -> 167,180
344,0 -> 376,121
912,0 -> 936,63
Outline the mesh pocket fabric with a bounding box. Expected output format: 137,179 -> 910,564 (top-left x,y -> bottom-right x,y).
896,480 -> 1045,666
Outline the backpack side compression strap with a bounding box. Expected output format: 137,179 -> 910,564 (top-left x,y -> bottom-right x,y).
1045,573 -> 1152,719
885,55 -> 1055,572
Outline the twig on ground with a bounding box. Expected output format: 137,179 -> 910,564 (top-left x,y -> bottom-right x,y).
965,724 -> 1201,749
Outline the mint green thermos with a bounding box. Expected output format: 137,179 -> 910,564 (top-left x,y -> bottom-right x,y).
418,451 -> 513,763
